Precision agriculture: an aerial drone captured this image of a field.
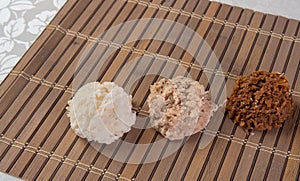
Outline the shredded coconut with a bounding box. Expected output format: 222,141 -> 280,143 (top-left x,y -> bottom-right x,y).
67,82 -> 136,144
148,76 -> 215,140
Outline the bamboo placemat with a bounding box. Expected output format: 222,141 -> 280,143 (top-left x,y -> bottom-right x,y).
1,0 -> 300,180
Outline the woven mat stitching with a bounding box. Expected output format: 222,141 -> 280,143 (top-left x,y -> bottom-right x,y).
118,0 -> 299,43
16,25 -> 300,97
46,25 -> 239,81
5,71 -> 300,160
0,135 -> 130,180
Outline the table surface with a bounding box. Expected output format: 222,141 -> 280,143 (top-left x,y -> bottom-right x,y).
0,0 -> 300,180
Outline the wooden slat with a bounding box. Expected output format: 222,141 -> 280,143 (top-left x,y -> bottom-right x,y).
229,14 -> 281,180
116,1 -> 219,178
113,0 -> 214,179
95,0 -> 193,179
0,0 -> 300,180
0,1 -> 109,175
190,9 -> 252,179
256,20 -> 300,181
52,2 -> 151,180
161,5 -> 240,181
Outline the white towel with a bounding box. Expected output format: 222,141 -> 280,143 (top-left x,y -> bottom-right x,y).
211,0 -> 300,21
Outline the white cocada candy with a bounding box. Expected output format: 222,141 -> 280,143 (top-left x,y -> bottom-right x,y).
67,82 -> 136,144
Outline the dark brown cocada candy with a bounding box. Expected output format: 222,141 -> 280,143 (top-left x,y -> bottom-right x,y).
226,70 -> 294,133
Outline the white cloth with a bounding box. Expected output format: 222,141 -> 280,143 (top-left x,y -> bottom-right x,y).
0,0 -> 66,83
0,172 -> 22,181
211,0 -> 300,21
